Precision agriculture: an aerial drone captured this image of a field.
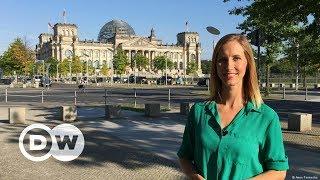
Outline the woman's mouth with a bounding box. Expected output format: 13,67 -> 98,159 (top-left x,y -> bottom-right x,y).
224,73 -> 238,79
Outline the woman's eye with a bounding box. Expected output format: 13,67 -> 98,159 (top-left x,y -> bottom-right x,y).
234,57 -> 241,61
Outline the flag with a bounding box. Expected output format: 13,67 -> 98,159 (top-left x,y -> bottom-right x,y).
63,9 -> 66,17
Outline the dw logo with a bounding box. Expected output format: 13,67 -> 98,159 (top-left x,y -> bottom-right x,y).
19,123 -> 84,162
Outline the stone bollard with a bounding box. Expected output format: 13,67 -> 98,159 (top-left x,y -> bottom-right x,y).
8,107 -> 26,124
22,84 -> 27,88
288,113 -> 312,131
290,83 -> 296,88
180,102 -> 194,115
145,103 -> 160,117
105,105 -> 121,119
261,83 -> 266,88
61,106 -> 77,122
34,82 -> 39,88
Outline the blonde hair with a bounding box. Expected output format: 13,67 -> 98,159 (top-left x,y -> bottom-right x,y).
209,33 -> 263,108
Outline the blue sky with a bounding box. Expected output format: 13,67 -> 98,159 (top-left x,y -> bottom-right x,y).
0,0 -> 248,59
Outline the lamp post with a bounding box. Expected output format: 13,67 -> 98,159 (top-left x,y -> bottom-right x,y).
206,26 -> 220,87
295,39 -> 299,91
165,51 -> 169,86
56,63 -> 59,80
206,26 -> 220,52
107,48 -> 114,84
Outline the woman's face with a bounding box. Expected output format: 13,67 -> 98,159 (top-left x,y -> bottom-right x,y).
216,40 -> 248,88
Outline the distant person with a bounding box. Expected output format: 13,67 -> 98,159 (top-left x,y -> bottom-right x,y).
177,34 -> 288,180
78,78 -> 85,92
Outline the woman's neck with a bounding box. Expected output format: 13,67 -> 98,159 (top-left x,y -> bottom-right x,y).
218,84 -> 245,108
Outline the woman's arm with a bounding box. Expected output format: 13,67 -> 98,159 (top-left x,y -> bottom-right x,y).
178,158 -> 204,180
250,170 -> 286,180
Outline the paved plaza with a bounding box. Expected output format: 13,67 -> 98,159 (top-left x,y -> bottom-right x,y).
0,103 -> 319,180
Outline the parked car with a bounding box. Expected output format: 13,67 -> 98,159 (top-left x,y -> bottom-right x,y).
113,77 -> 121,83
34,75 -> 43,83
129,74 -> 147,84
157,76 -> 173,85
0,78 -> 13,85
197,77 -> 209,87
23,77 -> 32,84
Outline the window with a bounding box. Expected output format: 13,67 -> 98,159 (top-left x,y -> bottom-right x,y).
191,54 -> 196,61
180,62 -> 183,70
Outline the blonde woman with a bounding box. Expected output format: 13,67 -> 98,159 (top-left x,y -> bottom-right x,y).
177,34 -> 288,180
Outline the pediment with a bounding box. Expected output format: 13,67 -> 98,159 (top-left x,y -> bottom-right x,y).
122,38 -> 157,48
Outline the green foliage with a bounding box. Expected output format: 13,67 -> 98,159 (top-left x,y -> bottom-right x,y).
0,38 -> 35,76
186,60 -> 198,75
71,56 -> 83,74
113,49 -> 129,75
133,53 -> 149,71
59,59 -> 70,76
82,62 -> 95,76
100,64 -> 109,76
153,56 -> 173,73
46,57 -> 58,77
201,60 -> 212,74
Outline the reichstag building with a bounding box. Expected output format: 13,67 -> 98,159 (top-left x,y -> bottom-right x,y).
36,19 -> 202,76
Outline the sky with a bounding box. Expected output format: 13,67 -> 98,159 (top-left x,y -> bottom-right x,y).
0,0 -> 248,60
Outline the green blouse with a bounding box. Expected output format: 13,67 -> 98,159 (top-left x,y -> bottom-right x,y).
177,101 -> 289,180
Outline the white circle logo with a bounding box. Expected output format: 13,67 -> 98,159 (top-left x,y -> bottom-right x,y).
19,123 -> 84,162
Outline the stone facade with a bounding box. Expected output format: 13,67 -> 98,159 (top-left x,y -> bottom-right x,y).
36,20 -> 202,77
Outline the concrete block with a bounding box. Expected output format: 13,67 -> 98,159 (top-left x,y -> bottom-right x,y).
22,84 -> 27,88
8,107 -> 26,124
61,106 -> 77,122
145,103 -> 160,117
180,102 -> 194,115
288,113 -> 312,131
105,105 -> 121,119
34,82 -> 39,88
270,83 -> 276,88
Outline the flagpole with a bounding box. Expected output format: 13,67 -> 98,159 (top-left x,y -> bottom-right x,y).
185,21 -> 189,32
63,9 -> 67,23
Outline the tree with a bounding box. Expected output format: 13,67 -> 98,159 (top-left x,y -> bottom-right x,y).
46,57 -> 59,77
71,56 -> 83,74
0,38 -> 35,76
186,60 -> 198,75
201,60 -> 212,74
59,59 -> 70,77
100,64 -> 109,76
153,56 -> 173,75
113,49 -> 129,75
133,53 -> 149,71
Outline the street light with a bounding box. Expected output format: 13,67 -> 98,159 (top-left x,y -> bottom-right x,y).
107,48 -> 114,84
165,51 -> 169,86
206,26 -> 220,51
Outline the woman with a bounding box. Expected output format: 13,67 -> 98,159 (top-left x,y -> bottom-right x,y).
177,34 -> 288,180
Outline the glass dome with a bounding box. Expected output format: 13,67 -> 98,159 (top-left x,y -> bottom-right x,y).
98,19 -> 135,42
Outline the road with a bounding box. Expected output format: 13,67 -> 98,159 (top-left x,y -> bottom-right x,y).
0,83 -> 319,124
